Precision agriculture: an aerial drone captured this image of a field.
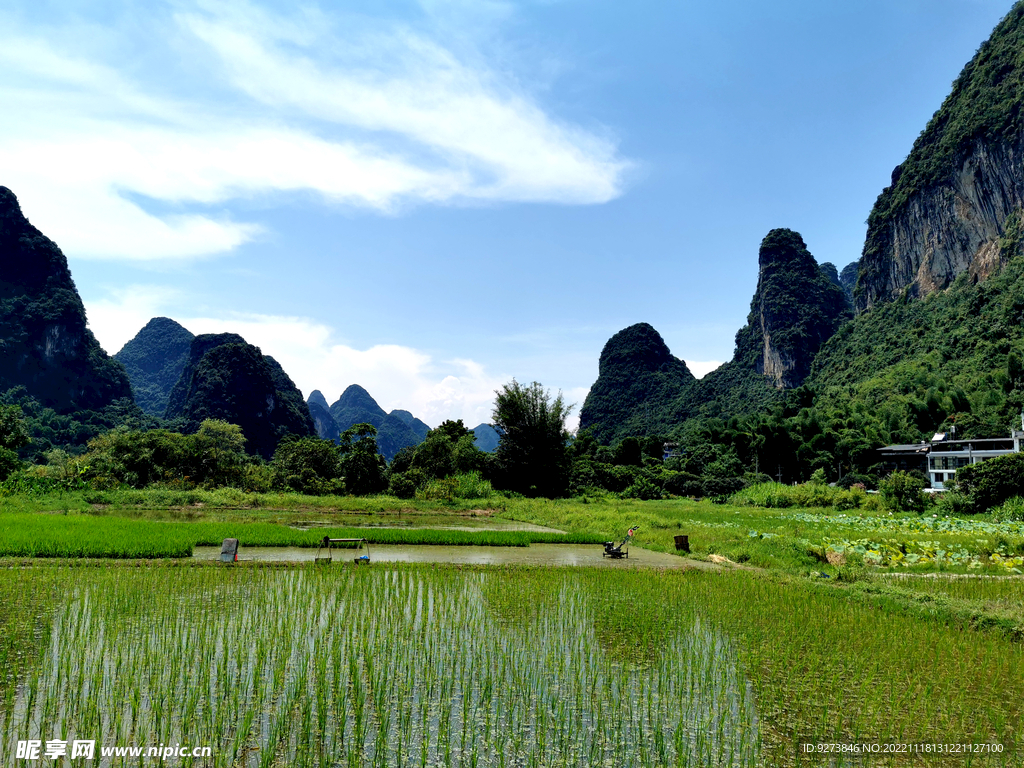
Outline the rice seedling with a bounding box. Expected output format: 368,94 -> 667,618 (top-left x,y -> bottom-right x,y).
1,565 -> 757,767
3,563 -> 1022,766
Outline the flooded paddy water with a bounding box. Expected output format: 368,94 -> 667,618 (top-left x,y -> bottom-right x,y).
193,542 -> 695,568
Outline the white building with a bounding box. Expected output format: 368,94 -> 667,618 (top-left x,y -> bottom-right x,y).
878,418 -> 1024,490
926,434 -> 1022,489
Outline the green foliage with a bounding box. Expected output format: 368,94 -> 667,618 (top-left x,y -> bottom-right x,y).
113,317 -> 194,417
337,423 -> 387,495
0,187 -> 133,415
578,323 -> 696,445
0,404 -> 30,452
271,435 -> 343,495
948,452 -> 1024,514
409,419 -> 486,481
78,420 -> 250,489
622,475 -> 662,500
995,495 -> 1024,521
387,471 -> 419,499
452,470 -> 493,499
0,404 -> 29,480
164,334 -> 315,459
493,380 -> 573,497
880,470 -> 926,513
730,481 -> 869,511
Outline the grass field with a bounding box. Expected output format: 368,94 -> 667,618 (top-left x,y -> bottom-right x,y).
5,489 -> 1024,572
0,564 -> 1019,767
2,490 -> 1023,766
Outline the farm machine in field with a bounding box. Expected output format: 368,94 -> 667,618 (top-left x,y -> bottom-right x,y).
602,525 -> 639,559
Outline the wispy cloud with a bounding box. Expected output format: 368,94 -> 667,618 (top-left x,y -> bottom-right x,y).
1,0 -> 629,261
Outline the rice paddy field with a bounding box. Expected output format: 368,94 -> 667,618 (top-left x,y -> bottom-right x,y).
2,490 -> 1024,766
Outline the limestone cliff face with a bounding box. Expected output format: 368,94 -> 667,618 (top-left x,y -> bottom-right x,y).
859,141 -> 1024,308
737,229 -> 850,389
0,186 -> 131,411
857,3 -> 1024,309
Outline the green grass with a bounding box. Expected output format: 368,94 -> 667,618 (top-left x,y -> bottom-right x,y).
1,563 -> 1020,767
5,489 -> 1024,574
0,511 -> 603,558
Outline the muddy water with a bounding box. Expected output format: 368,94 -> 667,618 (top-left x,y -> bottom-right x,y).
193,543 -> 693,568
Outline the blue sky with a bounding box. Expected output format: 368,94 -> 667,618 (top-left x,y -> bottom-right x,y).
2,0 -> 1012,428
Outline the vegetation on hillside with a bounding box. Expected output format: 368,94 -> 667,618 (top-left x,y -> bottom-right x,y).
113,317 -> 194,416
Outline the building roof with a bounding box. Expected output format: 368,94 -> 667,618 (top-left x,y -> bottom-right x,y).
878,443 -> 930,454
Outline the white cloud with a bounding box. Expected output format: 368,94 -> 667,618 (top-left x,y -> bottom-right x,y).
0,1 -> 629,261
85,287 -> 508,428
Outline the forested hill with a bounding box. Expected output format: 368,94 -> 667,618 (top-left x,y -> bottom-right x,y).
325,385 -> 429,460
115,318 -> 194,417
0,186 -> 131,413
165,334 -> 315,459
579,323 -> 696,445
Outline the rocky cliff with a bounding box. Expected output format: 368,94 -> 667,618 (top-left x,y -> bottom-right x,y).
858,2 -> 1024,309
165,334 -> 315,458
0,186 -> 132,412
115,317 -> 195,416
307,393 -> 340,442
738,229 -> 850,389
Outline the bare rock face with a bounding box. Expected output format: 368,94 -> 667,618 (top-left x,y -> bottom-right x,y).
857,4 -> 1024,310
0,186 -> 131,411
859,142 -> 1024,309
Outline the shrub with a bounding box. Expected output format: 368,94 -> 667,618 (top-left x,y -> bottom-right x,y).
241,464 -> 274,494
418,476 -> 458,502
453,471 -> 493,499
837,472 -> 875,490
996,496 -> 1024,522
701,476 -> 745,499
660,470 -> 701,496
879,470 -> 926,513
622,475 -> 662,500
591,464 -> 640,493
934,490 -> 974,516
947,452 -> 1024,514
388,472 -> 419,499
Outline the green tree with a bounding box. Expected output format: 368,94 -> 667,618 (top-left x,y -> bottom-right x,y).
411,419 -> 487,480
338,423 -> 387,495
0,404 -> 29,480
272,436 -> 343,495
880,470 -> 926,513
492,380 -> 573,497
194,420 -> 247,486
